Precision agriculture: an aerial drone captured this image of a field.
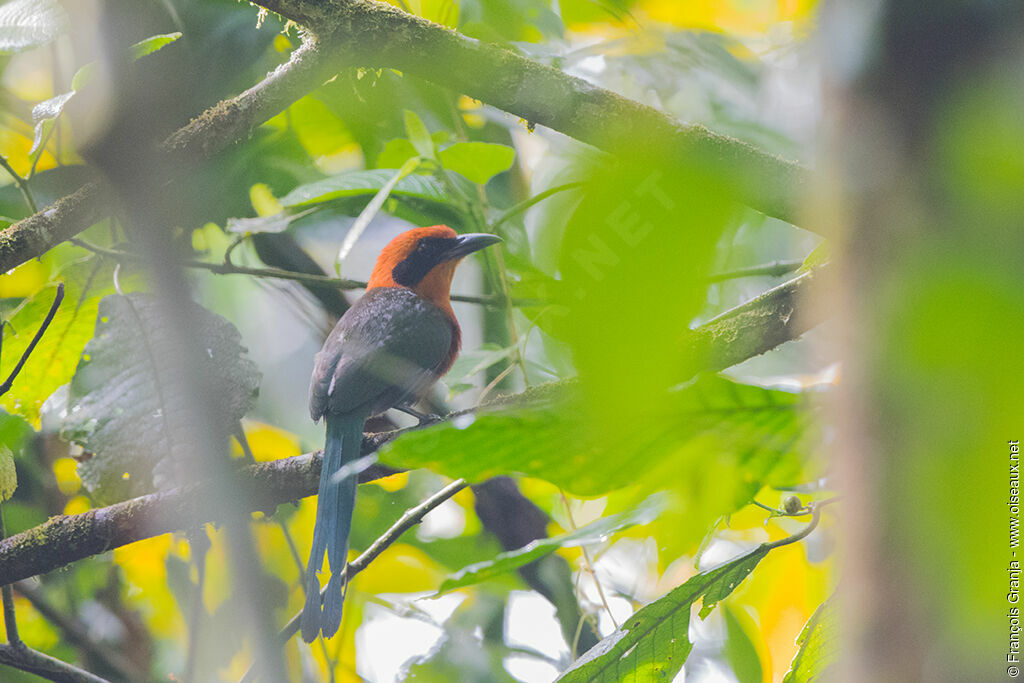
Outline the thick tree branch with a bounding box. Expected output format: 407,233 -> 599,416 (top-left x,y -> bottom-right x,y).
0,36 -> 335,274
0,642 -> 110,683
1,1 -> 812,273
255,0 -> 809,225
685,266 -> 825,374
0,267 -> 825,585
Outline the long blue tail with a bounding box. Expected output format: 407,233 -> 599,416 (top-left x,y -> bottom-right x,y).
300,415 -> 362,642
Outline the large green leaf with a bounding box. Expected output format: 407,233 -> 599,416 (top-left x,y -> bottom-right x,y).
61,293 -> 260,502
783,595 -> 838,683
0,408 -> 32,454
439,142 -> 515,185
435,494 -> 664,595
0,260 -> 119,424
278,169 -> 453,208
382,374 -> 816,551
0,0 -> 67,54
557,545 -> 769,682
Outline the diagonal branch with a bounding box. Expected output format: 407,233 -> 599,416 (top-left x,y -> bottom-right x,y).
256,0 -> 808,226
0,35 -> 336,274
0,265 -> 827,586
0,1 -> 812,274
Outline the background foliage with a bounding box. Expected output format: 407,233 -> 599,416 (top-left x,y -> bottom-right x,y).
4,0 -> 1012,681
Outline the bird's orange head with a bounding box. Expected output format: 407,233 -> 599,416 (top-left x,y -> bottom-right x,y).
366,226 -> 501,315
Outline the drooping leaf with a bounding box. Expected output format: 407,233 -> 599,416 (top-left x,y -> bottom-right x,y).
435,493 -> 664,595
557,545 -> 770,683
783,595 -> 838,683
0,445 -> 16,501
30,91 -> 73,157
278,169 -> 453,208
439,142 -> 515,185
724,605 -> 765,683
62,293 -> 261,501
0,0 -> 68,54
225,207 -> 316,234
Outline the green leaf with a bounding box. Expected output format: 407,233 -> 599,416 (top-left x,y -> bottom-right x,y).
129,31 -> 182,60
724,605 -> 764,683
279,169 -> 453,209
0,408 -> 33,456
1,261 -> 123,424
336,157 -> 422,271
0,445 -> 15,502
557,545 -> 769,683
439,142 -> 516,185
0,0 -> 68,54
225,207 -> 316,235
783,595 -> 838,683
62,293 -> 261,502
30,31 -> 181,161
798,241 -> 830,274
383,374 -> 816,556
435,494 -> 664,595
404,109 -> 435,160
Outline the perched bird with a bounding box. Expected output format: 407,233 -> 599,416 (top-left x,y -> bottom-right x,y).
302,225 -> 501,642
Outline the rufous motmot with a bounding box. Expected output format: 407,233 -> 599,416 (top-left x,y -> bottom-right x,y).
301,225 -> 501,642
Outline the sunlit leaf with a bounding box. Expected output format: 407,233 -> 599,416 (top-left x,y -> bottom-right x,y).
129,31 -> 182,60
783,595 -> 837,683
557,545 -> 769,682
439,142 -> 515,185
435,493 -> 664,595
62,293 -> 261,501
0,261 -> 120,424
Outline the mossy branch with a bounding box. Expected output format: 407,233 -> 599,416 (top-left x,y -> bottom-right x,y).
1,0 -> 812,274
0,266 -> 825,585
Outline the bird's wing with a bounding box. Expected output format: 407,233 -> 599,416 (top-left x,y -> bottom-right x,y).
310,287 -> 454,420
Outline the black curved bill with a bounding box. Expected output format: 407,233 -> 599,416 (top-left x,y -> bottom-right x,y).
445,233 -> 502,260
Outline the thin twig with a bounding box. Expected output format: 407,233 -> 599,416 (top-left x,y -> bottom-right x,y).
0,155 -> 38,214
491,182 -> 585,231
763,505 -> 823,551
0,642 -> 112,683
13,581 -> 143,681
68,239 -> 541,307
558,491 -> 619,630
239,478 -> 468,683
0,282 -> 65,397
706,259 -> 804,283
